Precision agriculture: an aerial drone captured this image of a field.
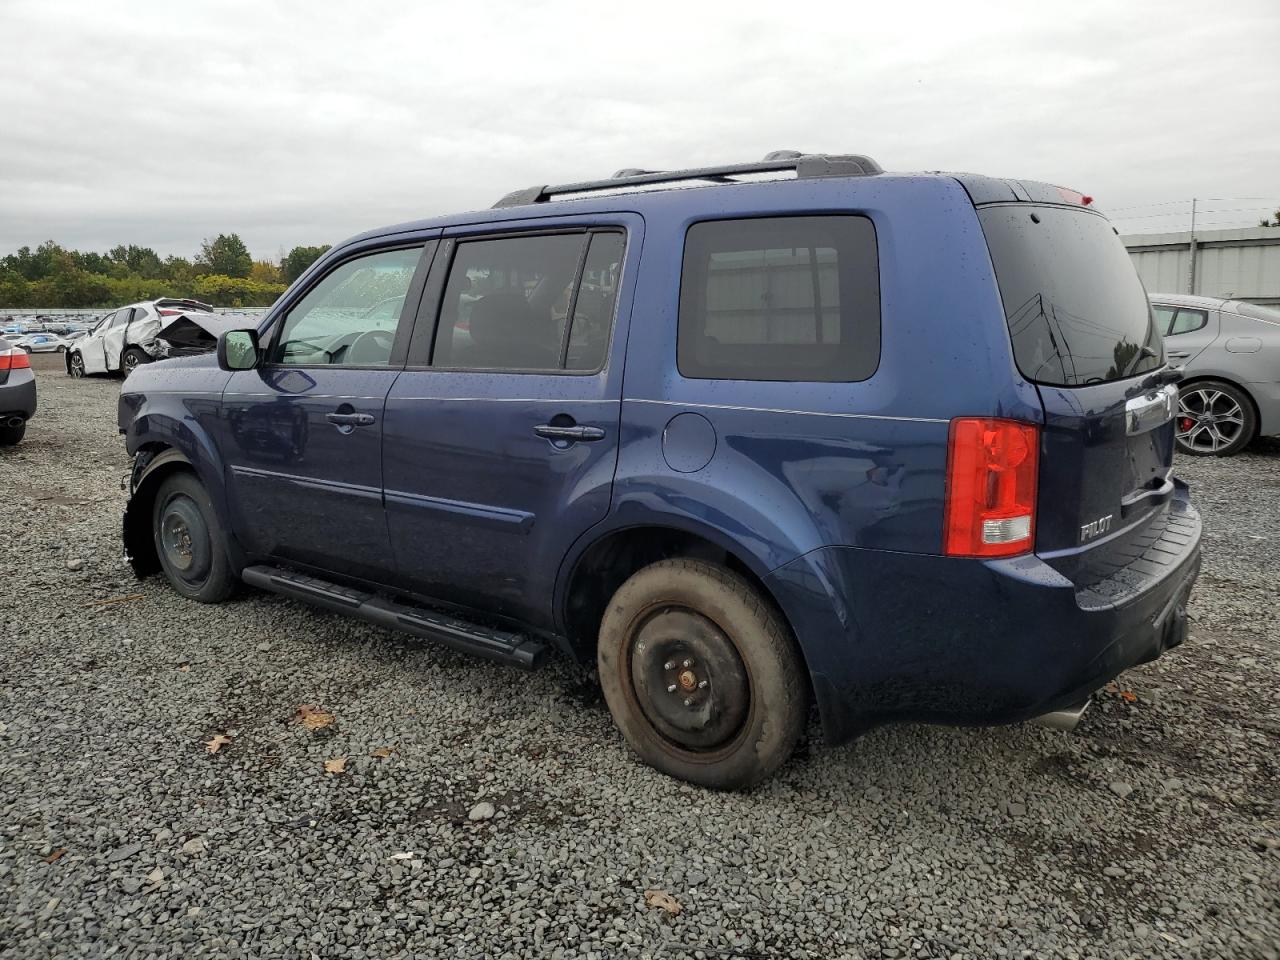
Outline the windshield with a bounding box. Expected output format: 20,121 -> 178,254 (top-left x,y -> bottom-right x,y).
979,205 -> 1163,386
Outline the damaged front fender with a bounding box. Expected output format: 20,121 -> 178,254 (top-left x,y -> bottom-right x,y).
122,447 -> 194,576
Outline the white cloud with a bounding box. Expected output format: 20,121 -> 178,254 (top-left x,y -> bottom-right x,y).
0,0 -> 1276,258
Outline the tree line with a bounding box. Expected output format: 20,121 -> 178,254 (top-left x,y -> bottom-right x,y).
0,234 -> 331,309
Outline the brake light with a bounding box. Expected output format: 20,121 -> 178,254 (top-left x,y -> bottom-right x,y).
1056,186 -> 1093,206
0,350 -> 31,370
943,418 -> 1039,558
158,309 -> 182,316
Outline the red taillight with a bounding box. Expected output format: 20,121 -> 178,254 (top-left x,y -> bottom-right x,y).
1056,186 -> 1093,206
944,418 -> 1039,558
158,308 -> 182,316
0,350 -> 31,370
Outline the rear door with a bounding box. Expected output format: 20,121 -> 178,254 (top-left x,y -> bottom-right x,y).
101,308 -> 135,370
79,311 -> 118,374
977,202 -> 1176,561
381,216 -> 638,628
1152,302 -> 1219,367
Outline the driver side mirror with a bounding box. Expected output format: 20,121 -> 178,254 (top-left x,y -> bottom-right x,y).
217,329 -> 261,371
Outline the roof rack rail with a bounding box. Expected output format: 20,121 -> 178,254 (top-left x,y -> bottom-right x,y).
492,151 -> 883,208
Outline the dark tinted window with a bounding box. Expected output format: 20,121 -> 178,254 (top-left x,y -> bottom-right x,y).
979,205 -> 1162,386
565,232 -> 624,371
678,216 -> 879,382
433,231 -> 621,373
1168,308 -> 1207,336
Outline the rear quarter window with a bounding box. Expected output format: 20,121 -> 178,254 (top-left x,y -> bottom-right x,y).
979,205 -> 1163,386
677,215 -> 880,382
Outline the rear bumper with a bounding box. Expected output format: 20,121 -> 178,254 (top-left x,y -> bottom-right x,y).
768,483 -> 1202,744
0,371 -> 38,419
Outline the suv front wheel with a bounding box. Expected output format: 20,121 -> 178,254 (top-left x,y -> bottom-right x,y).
152,472 -> 237,603
598,558 -> 807,790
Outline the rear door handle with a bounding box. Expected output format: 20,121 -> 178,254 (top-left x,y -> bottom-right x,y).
326,412 -> 376,427
534,423 -> 606,442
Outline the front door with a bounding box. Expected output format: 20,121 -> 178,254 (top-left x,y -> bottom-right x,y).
382,219 -> 638,628
219,243 -> 433,584
79,310 -> 119,374
100,307 -> 135,370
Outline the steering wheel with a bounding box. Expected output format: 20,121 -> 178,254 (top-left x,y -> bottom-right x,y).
345,328 -> 395,364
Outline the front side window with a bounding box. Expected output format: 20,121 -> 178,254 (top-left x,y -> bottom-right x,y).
432,230 -> 623,373
272,247 -> 422,366
677,216 -> 880,382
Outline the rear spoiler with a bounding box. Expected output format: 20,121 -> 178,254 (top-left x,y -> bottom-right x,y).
154,298 -> 214,312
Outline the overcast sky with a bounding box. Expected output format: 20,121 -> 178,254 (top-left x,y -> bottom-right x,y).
1,0 -> 1277,260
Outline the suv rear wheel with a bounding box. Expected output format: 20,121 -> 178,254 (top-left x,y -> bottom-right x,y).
1176,380 -> 1256,457
152,472 -> 236,603
598,558 -> 806,790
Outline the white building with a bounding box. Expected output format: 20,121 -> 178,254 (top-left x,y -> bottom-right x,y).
1123,226 -> 1280,307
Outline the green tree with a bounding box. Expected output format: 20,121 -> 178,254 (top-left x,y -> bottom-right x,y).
282,244 -> 331,283
197,233 -> 253,278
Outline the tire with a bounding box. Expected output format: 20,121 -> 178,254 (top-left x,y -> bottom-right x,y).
0,421 -> 25,446
121,347 -> 150,377
598,558 -> 807,790
151,472 -> 236,603
1176,380 -> 1256,457
68,352 -> 85,378
20,346 -> 31,354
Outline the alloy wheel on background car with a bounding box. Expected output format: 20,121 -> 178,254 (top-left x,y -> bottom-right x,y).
69,353 -> 84,377
1177,386 -> 1248,455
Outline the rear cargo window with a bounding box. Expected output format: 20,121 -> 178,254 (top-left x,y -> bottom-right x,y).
678,216 -> 880,382
979,205 -> 1163,386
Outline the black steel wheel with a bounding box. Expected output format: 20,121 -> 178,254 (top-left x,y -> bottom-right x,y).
598,558 -> 807,790
151,472 -> 236,602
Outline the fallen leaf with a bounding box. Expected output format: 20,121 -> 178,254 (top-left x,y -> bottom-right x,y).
295,705 -> 335,731
205,734 -> 232,754
43,848 -> 66,864
177,664 -> 191,673
370,746 -> 394,759
324,757 -> 347,775
644,889 -> 682,915
1120,690 -> 1138,703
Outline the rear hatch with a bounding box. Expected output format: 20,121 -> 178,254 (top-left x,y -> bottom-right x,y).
974,194 -> 1181,580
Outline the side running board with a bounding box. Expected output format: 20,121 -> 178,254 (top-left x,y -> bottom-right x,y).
241,565 -> 547,670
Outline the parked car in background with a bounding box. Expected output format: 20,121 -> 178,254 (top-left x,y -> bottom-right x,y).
0,337 -> 37,445
8,332 -> 70,354
67,299 -> 215,378
1150,293 -> 1280,456
119,153 -> 1201,789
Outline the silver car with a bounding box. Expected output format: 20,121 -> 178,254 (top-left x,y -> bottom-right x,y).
1150,293 -> 1280,456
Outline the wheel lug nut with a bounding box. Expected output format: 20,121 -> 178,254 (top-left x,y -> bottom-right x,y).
682,659 -> 692,668
663,661 -> 674,670
698,680 -> 708,689
683,698 -> 692,706
667,684 -> 677,693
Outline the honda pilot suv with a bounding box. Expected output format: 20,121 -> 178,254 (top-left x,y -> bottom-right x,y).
117,152 -> 1202,789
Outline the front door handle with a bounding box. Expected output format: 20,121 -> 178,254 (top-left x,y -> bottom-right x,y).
534,423 -> 606,442
326,411 -> 376,429
1167,351 -> 1191,359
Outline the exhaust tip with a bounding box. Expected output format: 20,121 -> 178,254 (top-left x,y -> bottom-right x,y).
1032,697 -> 1091,732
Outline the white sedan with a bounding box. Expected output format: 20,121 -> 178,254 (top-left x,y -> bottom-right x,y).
8,332 -> 70,354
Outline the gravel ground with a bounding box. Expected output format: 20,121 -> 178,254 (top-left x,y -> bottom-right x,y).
1,354 -> 1277,960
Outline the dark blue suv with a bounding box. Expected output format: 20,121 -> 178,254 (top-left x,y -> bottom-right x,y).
118,152 -> 1202,789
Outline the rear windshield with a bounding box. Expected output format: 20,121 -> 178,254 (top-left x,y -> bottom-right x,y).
979,205 -> 1163,386
1233,302 -> 1280,324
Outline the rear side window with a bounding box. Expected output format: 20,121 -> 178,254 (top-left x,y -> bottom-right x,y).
1167,308 -> 1207,336
678,216 -> 880,382
432,230 -> 622,373
979,205 -> 1163,386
